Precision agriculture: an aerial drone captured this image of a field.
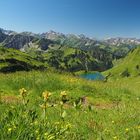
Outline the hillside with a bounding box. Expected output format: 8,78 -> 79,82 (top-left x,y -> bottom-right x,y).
0,70 -> 140,139
43,46 -> 113,72
0,46 -> 47,72
104,47 -> 140,78
1,28 -> 140,73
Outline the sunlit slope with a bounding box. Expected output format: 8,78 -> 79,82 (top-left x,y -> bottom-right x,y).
104,47 -> 140,78
0,46 -> 47,72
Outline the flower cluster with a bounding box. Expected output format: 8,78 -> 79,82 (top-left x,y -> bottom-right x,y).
19,88 -> 27,98
19,88 -> 28,105
42,91 -> 52,101
40,90 -> 52,120
60,91 -> 68,104
60,91 -> 67,97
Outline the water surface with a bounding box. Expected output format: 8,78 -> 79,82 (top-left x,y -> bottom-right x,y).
80,72 -> 104,80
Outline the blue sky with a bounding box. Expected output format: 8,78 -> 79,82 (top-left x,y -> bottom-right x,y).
0,0 -> 140,39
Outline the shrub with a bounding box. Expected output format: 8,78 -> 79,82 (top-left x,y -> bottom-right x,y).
120,68 -> 130,77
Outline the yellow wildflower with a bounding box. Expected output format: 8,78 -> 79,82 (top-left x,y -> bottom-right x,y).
19,88 -> 27,97
54,122 -> 60,125
44,132 -> 48,136
60,91 -> 68,104
60,91 -> 67,97
35,130 -> 39,134
30,123 -> 33,126
68,78 -> 77,83
125,128 -> 129,132
113,136 -> 117,139
66,123 -> 72,129
112,121 -> 115,124
11,106 -> 15,109
34,120 -> 38,125
36,136 -> 40,140
48,135 -> 55,140
104,128 -> 109,132
39,104 -> 48,109
8,128 -> 12,132
42,91 -> 51,101
13,125 -> 16,129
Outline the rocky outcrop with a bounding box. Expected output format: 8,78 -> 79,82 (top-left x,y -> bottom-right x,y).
3,34 -> 34,49
0,30 -> 7,42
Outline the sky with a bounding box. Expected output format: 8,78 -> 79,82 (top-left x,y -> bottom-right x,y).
0,0 -> 140,39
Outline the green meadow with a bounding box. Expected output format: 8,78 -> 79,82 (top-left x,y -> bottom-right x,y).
0,70 -> 140,140
1,1 -> 140,139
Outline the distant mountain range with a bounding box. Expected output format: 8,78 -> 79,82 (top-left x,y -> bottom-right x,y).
0,28 -> 140,50
104,37 -> 140,46
0,28 -> 139,72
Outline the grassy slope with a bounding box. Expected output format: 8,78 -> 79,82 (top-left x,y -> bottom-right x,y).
0,71 -> 140,139
0,47 -> 47,72
103,47 -> 140,78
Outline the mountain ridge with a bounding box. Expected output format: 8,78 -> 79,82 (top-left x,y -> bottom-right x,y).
0,27 -> 139,73
0,28 -> 137,61
1,27 -> 140,46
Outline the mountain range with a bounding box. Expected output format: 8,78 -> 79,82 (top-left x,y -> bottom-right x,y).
1,28 -> 140,50
0,28 -> 139,73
